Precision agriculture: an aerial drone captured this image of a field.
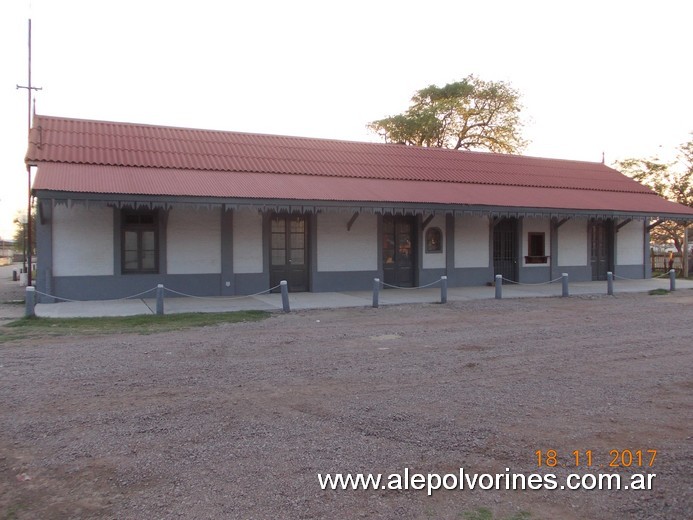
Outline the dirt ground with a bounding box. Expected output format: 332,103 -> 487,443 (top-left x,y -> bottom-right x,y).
1,288 -> 691,520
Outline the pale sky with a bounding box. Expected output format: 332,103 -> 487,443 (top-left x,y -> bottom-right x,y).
1,0 -> 691,239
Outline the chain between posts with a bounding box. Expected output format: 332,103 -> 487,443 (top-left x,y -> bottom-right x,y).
373,276 -> 448,307
495,274 -> 569,299
26,283 -> 287,317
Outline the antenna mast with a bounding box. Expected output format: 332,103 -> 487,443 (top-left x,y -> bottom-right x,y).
16,18 -> 42,287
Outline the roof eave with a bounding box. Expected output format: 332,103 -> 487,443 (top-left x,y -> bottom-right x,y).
32,189 -> 693,221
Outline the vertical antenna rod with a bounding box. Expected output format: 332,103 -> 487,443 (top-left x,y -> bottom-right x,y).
17,19 -> 42,287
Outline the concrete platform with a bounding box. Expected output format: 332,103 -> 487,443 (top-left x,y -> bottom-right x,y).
25,275 -> 693,318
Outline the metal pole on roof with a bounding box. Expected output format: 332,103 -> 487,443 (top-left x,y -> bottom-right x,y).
17,19 -> 42,288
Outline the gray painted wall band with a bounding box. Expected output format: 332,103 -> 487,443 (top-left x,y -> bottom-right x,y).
519,266 -> 551,284
51,274 -> 221,301
614,265 -> 648,280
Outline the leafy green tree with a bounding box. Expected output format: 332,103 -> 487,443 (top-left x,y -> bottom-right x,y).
615,135 -> 693,252
368,75 -> 527,153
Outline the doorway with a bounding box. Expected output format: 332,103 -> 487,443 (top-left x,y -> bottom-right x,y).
589,219 -> 613,281
269,213 -> 309,292
382,215 -> 417,287
493,218 -> 519,282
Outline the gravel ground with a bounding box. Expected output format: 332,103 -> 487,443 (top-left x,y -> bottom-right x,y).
0,284 -> 691,519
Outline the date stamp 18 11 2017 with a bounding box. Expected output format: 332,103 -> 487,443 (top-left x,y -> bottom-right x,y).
535,449 -> 657,468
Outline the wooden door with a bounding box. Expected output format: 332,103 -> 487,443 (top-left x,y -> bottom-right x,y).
590,219 -> 613,281
493,218 -> 519,282
270,214 -> 309,292
382,216 -> 416,287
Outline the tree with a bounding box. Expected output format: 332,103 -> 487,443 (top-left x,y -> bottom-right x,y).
368,75 -> 527,153
12,210 -> 36,263
615,135 -> 693,253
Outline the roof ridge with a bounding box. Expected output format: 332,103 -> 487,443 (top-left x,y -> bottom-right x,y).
33,114 -> 391,149
33,113 -> 610,167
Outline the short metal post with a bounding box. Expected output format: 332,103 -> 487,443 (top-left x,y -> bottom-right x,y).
372,278 -> 380,308
25,286 -> 36,318
607,272 -> 614,296
669,269 -> 676,291
440,275 -> 448,304
495,274 -> 502,299
561,273 -> 569,297
280,280 -> 290,312
156,284 -> 164,315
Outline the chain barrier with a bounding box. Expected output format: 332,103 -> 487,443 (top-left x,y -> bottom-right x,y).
613,274 -> 644,281
380,278 -> 441,290
500,276 -> 564,286
32,284 -> 283,304
616,272 -> 676,281
163,284 -> 282,301
33,290 -> 81,303
651,270 -> 684,279
34,287 -> 158,303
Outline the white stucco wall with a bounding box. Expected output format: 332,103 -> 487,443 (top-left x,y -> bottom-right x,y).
167,207 -> 221,274
454,215 -> 489,268
557,219 -> 588,266
317,213 -> 377,272
53,204 -> 114,276
522,218 -> 551,267
233,210 -> 264,274
423,215 -> 446,269
616,220 -> 644,265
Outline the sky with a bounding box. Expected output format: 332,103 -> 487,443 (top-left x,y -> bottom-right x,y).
1,0 -> 691,240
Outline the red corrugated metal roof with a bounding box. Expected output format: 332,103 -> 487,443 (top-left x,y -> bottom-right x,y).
31,163 -> 693,216
27,115 -> 693,217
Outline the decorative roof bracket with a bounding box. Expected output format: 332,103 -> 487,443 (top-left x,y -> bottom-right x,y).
615,218 -> 633,232
554,217 -> 570,228
346,212 -> 359,231
646,219 -> 664,232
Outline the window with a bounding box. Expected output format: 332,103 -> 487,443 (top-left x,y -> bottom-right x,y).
121,210 -> 159,273
425,227 -> 443,253
526,232 -> 547,263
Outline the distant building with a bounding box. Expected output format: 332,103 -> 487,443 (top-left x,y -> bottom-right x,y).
26,115 -> 693,301
0,239 -> 16,266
